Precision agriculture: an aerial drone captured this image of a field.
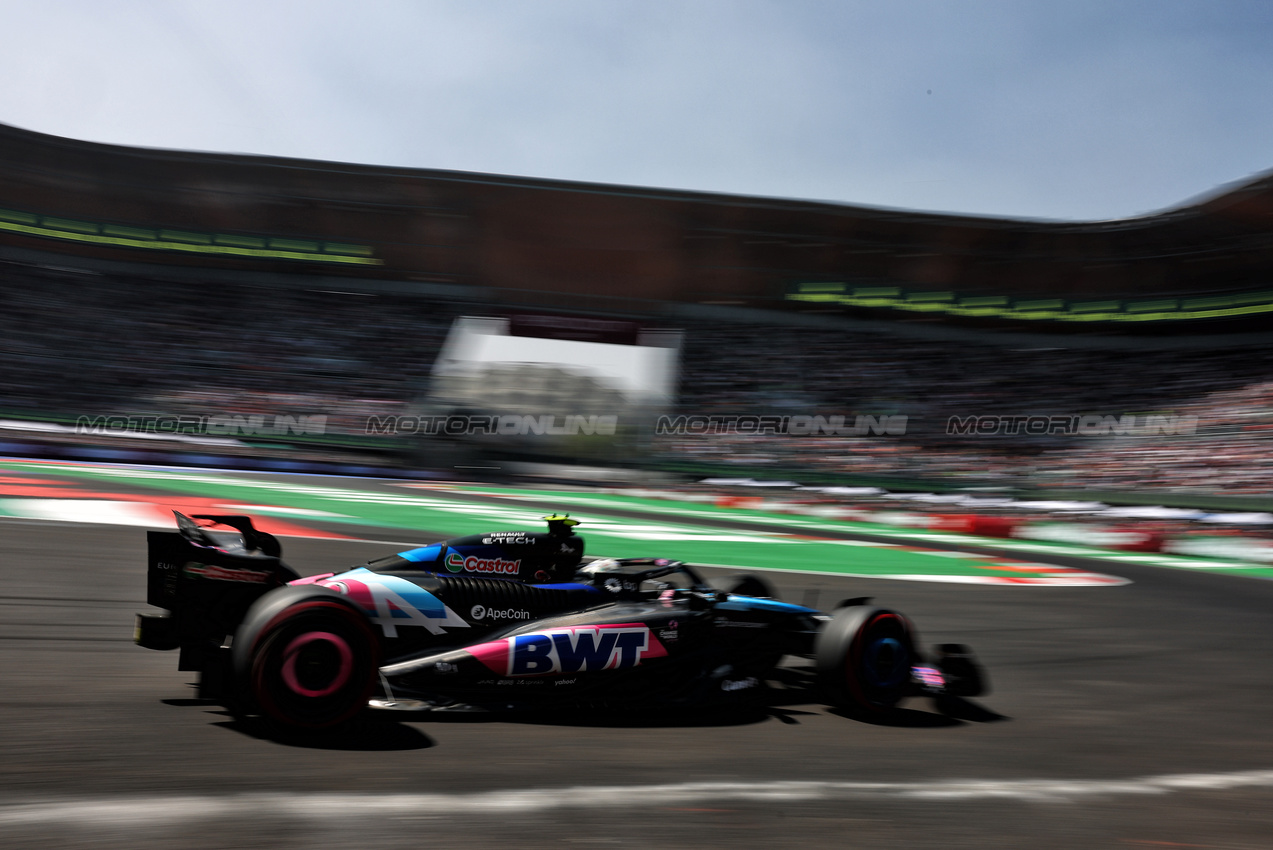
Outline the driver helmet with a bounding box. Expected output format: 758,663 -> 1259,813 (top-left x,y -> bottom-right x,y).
538,515 -> 583,581
544,514 -> 580,536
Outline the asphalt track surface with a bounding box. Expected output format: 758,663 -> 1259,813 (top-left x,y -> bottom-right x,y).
3,476 -> 1273,849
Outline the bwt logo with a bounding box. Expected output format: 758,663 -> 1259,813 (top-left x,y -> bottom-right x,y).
655,414 -> 907,436
508,626 -> 665,676
946,414 -> 1199,437
445,552 -> 521,575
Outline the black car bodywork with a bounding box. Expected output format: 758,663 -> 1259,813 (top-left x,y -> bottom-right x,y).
136,512 -> 986,731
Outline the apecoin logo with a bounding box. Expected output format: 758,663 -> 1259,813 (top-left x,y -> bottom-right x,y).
470,604 -> 532,621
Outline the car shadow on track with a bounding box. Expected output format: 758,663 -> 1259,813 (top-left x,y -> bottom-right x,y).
221,718 -> 437,751
824,697 -> 1009,728
372,703 -> 787,729
366,694 -> 1007,731
162,689 -> 1006,745
933,696 -> 1009,724
161,698 -> 436,751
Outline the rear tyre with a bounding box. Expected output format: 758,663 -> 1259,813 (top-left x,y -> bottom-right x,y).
815,606 -> 915,715
233,587 -> 379,731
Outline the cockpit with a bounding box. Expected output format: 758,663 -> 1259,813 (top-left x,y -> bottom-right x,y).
574,558 -> 717,604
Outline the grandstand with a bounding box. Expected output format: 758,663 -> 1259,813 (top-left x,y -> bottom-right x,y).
1,121 -> 1272,500
2,121 -> 1273,326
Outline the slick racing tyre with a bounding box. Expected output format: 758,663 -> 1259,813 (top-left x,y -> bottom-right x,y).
815,606 -> 916,715
233,586 -> 379,731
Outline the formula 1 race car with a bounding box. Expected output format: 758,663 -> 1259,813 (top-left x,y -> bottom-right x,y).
136,512 -> 986,731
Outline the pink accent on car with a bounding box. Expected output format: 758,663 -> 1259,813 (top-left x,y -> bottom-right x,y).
280,631 -> 353,698
467,640 -> 511,674
288,573 -> 335,586
315,578 -> 377,613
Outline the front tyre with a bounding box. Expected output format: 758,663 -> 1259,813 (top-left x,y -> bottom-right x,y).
815,606 -> 915,715
233,587 -> 379,731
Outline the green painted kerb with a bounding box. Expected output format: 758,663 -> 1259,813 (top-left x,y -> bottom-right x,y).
0,461 -> 1140,583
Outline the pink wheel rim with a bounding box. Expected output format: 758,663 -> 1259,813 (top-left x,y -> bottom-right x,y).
847,613 -> 904,710
280,631 -> 354,698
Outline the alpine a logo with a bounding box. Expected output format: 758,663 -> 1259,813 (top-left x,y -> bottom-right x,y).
466,624 -> 669,677
445,552 -> 521,575
470,604 -> 532,621
311,570 -> 469,637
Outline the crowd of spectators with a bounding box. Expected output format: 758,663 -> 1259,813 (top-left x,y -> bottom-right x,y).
3,260 -> 1273,494
0,261 -> 455,435
666,324 -> 1273,494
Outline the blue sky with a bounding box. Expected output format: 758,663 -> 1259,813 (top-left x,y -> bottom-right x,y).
1,1 -> 1270,221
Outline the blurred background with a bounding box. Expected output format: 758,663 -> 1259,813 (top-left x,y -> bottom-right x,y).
2,1 -> 1273,531
2,115 -> 1273,507
6,9 -> 1273,847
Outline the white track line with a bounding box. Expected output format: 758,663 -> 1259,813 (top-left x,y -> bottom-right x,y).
3,770 -> 1273,826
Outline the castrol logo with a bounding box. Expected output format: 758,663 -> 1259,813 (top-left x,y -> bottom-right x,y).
445,551 -> 521,575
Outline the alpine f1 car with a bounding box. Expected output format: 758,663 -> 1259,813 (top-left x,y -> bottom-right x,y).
136,512 -> 986,731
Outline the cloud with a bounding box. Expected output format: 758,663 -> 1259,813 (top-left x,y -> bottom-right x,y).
0,1 -> 1271,220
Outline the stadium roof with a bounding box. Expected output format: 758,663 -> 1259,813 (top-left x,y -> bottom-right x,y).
1,121 -> 1271,330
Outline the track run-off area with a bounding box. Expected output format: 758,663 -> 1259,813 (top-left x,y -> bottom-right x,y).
8,456 -> 1262,584
2,459 -> 1273,849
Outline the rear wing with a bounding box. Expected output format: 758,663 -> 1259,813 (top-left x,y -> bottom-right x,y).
143,513 -> 299,663
175,511 -> 282,556
147,512 -> 291,609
